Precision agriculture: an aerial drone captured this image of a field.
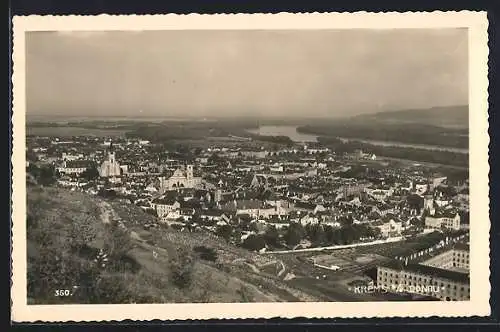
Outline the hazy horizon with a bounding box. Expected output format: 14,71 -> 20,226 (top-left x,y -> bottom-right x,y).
26,29 -> 468,118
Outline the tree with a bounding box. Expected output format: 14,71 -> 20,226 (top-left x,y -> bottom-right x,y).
249,222 -> 260,233
323,225 -> 334,244
370,226 -> 382,239
67,215 -> 98,250
338,214 -> 354,226
87,274 -> 136,304
81,167 -> 100,181
193,147 -> 203,156
102,222 -> 134,257
410,217 -> 425,229
237,285 -> 255,302
175,144 -> 190,155
306,223 -> 326,246
98,188 -> 117,198
263,225 -> 280,247
407,194 -> 424,211
216,224 -> 232,242
26,150 -> 39,162
27,163 -> 41,178
241,234 -> 266,251
194,246 -> 218,262
208,153 -> 224,165
169,248 -> 195,289
339,225 -> 357,245
284,222 -> 305,246
29,164 -> 57,186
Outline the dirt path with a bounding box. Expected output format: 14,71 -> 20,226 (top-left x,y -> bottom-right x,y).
232,258 -> 260,273
97,200 -> 119,224
256,259 -> 286,278
93,199 -> 320,302
277,260 -> 286,277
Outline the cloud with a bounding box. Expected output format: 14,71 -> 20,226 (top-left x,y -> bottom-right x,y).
26,29 -> 468,118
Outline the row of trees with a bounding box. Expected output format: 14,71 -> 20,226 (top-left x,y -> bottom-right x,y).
284,222 -> 382,247
27,163 -> 101,185
247,134 -> 294,145
317,138 -> 468,167
215,219 -> 384,252
27,164 -> 57,186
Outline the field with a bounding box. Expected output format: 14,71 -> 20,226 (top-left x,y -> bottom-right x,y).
292,248 -> 391,275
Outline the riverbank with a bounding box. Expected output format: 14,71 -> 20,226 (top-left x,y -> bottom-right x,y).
335,137 -> 468,154
297,123 -> 468,151
247,125 -> 468,153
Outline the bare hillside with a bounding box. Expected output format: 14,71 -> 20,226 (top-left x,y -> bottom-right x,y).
26,186 -> 318,304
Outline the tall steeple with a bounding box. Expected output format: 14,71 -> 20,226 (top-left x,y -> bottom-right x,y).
108,140 -> 115,163
98,139 -> 122,178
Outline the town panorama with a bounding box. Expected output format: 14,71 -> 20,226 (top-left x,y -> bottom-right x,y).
24,29 -> 470,304
26,113 -> 470,303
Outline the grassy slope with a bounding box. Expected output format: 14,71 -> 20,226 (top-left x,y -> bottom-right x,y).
27,185 -> 317,304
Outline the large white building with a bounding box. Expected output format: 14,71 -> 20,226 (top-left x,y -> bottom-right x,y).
99,143 -> 122,178
377,244 -> 470,301
425,212 -> 461,231
419,244 -> 469,272
423,194 -> 461,230
56,160 -> 94,175
159,165 -> 202,192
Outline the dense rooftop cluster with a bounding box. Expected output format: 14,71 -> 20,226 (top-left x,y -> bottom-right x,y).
26,134 -> 469,253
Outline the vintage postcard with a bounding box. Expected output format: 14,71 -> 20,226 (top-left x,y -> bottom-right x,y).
11,12 -> 490,321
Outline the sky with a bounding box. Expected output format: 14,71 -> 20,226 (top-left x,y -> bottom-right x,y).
25,29 -> 468,118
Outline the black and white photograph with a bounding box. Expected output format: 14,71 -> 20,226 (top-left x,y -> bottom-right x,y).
11,12 -> 490,321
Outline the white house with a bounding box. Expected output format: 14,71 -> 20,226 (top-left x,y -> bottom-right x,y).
425,211 -> 461,231
151,197 -> 181,218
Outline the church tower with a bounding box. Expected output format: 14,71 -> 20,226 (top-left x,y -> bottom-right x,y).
214,189 -> 222,203
186,164 -> 194,180
108,142 -> 116,164
99,141 -> 121,178
424,194 -> 433,210
423,193 -> 435,216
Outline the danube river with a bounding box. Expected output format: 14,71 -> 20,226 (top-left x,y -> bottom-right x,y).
247,125 -> 468,154
246,126 -> 319,142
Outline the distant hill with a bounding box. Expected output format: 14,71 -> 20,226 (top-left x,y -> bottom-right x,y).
297,105 -> 469,150
350,105 -> 469,129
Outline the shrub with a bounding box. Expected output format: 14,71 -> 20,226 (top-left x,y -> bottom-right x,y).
103,223 -> 134,257
169,248 -> 196,289
241,234 -> 266,251
216,224 -> 232,242
193,246 -> 218,262
236,285 -> 254,302
87,275 -> 136,304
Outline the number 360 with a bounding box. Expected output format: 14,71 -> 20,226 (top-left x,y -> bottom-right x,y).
54,289 -> 72,296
